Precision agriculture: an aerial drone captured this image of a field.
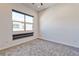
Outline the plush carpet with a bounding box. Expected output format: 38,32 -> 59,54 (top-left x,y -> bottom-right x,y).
0,39 -> 79,56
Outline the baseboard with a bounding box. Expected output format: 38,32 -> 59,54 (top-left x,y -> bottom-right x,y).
39,37 -> 79,49
1,37 -> 79,51
0,38 -> 38,51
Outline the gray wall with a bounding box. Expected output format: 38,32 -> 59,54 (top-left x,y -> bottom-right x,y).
39,4 -> 79,48
0,4 -> 39,50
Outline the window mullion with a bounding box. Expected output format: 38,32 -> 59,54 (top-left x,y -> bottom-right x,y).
26,22 -> 33,24
24,15 -> 26,32
13,21 -> 24,23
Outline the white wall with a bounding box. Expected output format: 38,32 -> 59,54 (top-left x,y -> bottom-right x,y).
0,4 -> 39,50
39,4 -> 79,48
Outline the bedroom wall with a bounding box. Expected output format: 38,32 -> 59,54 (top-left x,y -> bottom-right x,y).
0,4 -> 39,50
39,4 -> 79,48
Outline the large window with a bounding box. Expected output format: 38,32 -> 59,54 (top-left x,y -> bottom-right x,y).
12,9 -> 34,32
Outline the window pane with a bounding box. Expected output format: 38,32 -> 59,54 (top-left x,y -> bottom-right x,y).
26,24 -> 33,30
13,22 -> 24,31
25,15 -> 33,23
12,11 -> 24,22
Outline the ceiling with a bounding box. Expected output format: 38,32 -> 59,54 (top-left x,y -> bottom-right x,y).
23,3 -> 56,12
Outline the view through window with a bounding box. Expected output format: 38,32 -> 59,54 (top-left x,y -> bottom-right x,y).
12,10 -> 34,32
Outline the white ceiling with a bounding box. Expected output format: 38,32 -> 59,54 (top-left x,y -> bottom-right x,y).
23,3 -> 56,12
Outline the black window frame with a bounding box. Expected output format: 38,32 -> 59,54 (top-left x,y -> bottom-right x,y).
12,9 -> 34,17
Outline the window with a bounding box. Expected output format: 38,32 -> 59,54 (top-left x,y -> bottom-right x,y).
25,15 -> 33,31
12,9 -> 34,40
12,9 -> 34,32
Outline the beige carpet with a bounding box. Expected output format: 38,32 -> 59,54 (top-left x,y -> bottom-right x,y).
0,39 -> 79,56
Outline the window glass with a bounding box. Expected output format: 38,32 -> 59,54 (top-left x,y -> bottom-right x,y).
26,24 -> 33,30
25,15 -> 33,23
12,10 -> 33,32
12,11 -> 24,22
13,22 -> 24,31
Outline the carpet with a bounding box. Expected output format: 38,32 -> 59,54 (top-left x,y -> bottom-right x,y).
0,39 -> 79,56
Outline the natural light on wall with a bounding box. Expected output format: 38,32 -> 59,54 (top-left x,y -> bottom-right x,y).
12,10 -> 34,32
